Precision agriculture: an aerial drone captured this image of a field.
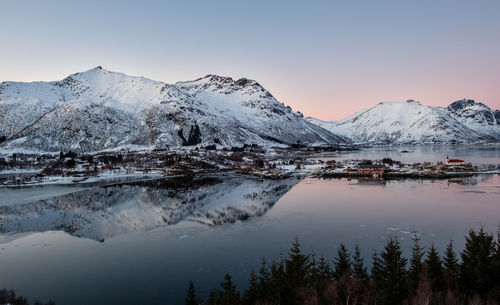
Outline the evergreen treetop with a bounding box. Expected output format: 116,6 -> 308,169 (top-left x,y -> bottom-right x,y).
333,243 -> 352,279
353,243 -> 368,281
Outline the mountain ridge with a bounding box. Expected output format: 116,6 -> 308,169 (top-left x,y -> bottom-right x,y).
2,67 -> 499,152
0,67 -> 350,152
307,99 -> 500,144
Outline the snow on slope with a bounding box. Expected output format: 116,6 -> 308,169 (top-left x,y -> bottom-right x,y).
447,99 -> 500,140
0,176 -> 300,241
0,67 -> 349,152
307,99 -> 497,144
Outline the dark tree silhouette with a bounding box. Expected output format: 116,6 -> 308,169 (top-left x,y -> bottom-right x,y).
285,237 -> 310,297
443,240 -> 459,291
269,257 -> 288,304
316,254 -> 333,303
371,250 -> 383,285
307,252 -> 320,292
353,243 -> 368,282
0,289 -> 55,305
242,271 -> 258,305
256,257 -> 270,301
379,237 -> 408,305
424,244 -> 444,292
217,273 -> 240,305
185,280 -> 201,305
333,243 -> 352,279
460,228 -> 496,296
189,230 -> 500,305
409,233 -> 425,289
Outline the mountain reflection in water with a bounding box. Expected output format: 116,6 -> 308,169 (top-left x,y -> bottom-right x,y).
0,175 -> 301,241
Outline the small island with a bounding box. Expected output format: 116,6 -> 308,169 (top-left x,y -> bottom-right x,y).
313,157 -> 498,180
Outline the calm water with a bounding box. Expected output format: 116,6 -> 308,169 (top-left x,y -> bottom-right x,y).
0,145 -> 499,305
328,143 -> 500,167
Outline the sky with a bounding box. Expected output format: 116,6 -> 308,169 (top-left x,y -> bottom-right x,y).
0,0 -> 499,120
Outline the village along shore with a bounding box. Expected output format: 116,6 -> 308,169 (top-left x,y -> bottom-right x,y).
0,144 -> 499,186
312,157 -> 499,180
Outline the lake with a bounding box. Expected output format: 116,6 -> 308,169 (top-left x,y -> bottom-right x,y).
0,145 -> 499,305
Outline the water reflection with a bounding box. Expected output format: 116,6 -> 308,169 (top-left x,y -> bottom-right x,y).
0,173 -> 498,305
0,174 -> 301,241
321,174 -> 491,187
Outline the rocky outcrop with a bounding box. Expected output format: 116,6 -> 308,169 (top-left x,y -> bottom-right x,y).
178,124 -> 202,146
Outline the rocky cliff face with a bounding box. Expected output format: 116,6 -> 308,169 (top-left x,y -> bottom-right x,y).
0,67 -> 349,152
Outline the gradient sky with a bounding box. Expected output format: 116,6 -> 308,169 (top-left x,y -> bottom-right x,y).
1,0 -> 499,120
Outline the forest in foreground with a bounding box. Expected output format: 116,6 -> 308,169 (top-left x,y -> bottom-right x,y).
186,228 -> 500,305
2,228 -> 499,305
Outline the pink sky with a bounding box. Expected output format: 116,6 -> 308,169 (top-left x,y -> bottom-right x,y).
270,79 -> 500,121
1,64 -> 499,122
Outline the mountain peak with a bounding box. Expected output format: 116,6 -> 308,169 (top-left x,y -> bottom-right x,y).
0,67 -> 349,151
83,66 -> 107,74
447,99 -> 485,112
193,74 -> 260,87
309,98 -> 500,144
65,66 -> 111,80
377,100 -> 421,106
177,74 -> 266,96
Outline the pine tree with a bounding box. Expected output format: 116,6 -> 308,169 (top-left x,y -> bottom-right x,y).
207,289 -> 218,305
371,250 -> 383,285
408,232 -> 425,289
317,254 -> 333,281
308,252 -> 319,291
185,280 -> 201,305
269,258 -> 289,304
424,244 -> 444,292
256,257 -> 269,300
353,243 -> 368,281
333,243 -> 352,279
316,254 -> 333,300
379,237 -> 408,305
460,228 -> 496,296
493,228 -> 500,300
285,237 -> 310,290
218,273 -> 240,305
443,240 -> 459,291
285,237 -> 309,305
242,270 -> 258,305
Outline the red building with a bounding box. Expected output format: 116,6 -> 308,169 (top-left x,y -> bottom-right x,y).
446,159 -> 465,166
357,164 -> 386,176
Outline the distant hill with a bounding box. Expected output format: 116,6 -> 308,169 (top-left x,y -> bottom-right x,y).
308,99 -> 500,144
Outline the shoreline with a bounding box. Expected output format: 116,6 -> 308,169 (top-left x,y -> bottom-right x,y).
313,170 -> 500,180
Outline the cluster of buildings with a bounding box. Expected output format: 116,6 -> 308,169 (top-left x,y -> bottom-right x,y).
318,157 -> 468,178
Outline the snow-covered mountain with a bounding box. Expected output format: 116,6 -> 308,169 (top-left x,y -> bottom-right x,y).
308,99 -> 500,144
0,67 -> 349,152
447,99 -> 500,140
0,176 -> 300,241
